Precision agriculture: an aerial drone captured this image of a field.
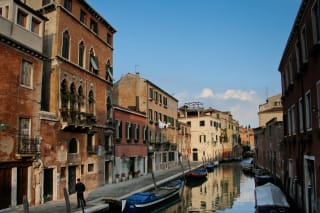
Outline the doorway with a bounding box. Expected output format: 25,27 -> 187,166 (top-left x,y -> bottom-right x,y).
0,168 -> 11,209
17,167 -> 28,205
68,166 -> 77,194
43,168 -> 53,202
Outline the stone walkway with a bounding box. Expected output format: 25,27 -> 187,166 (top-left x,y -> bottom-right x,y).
1,162 -> 200,213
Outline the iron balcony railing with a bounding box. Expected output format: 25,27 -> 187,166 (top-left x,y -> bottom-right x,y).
17,135 -> 41,155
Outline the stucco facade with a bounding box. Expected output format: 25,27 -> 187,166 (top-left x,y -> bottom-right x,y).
0,0 -> 47,209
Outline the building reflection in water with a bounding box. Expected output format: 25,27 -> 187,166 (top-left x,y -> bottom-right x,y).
158,162 -> 255,213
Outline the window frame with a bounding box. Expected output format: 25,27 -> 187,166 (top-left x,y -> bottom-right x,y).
20,59 -> 33,88
62,30 -> 70,59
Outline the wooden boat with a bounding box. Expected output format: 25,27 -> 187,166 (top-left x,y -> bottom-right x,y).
204,162 -> 215,171
121,179 -> 183,213
184,167 -> 208,181
255,182 -> 290,213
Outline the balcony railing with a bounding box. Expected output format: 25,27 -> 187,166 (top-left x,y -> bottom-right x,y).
60,108 -> 97,126
17,136 -> 40,156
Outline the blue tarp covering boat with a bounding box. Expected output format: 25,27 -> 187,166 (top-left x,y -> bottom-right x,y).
121,179 -> 183,213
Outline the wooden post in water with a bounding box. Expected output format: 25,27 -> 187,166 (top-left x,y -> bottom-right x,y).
23,195 -> 29,213
179,159 -> 186,181
63,188 -> 71,213
151,171 -> 158,193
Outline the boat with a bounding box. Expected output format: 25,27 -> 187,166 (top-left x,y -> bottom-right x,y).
121,179 -> 183,213
184,167 -> 208,181
255,175 -> 273,186
204,162 -> 215,171
241,163 -> 254,175
255,182 -> 290,213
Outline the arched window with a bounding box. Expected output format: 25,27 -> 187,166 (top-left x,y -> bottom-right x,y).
62,30 -> 70,59
78,41 -> 85,67
106,96 -> 112,120
60,79 -> 68,108
88,90 -> 94,114
89,48 -> 98,74
192,148 -> 198,161
69,138 -> 77,153
70,83 -> 77,122
78,86 -> 84,111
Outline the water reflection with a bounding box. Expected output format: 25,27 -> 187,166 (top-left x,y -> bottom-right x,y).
157,161 -> 256,213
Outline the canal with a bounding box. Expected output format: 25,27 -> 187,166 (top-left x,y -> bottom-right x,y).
151,160 -> 256,213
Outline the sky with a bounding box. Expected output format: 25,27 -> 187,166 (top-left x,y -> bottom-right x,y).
87,0 -> 301,128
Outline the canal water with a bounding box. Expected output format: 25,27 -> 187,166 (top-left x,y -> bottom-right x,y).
151,160 -> 256,213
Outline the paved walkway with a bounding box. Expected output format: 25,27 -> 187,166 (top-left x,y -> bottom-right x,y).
1,163 -> 200,213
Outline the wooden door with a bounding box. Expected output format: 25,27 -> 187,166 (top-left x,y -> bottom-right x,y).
0,168 -> 11,209
17,167 -> 28,205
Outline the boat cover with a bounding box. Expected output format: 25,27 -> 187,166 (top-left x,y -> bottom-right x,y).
255,183 -> 290,208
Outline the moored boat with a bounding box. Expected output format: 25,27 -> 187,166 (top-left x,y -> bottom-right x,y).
121,179 -> 183,213
184,167 -> 208,181
204,162 -> 215,172
255,182 -> 290,213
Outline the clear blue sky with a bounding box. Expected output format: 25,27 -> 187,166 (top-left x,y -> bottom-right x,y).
87,0 -> 301,128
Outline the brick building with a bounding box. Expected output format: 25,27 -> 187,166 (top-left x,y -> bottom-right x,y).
113,105 -> 148,182
0,0 -> 47,209
113,72 -> 180,171
278,0 -> 320,212
23,0 -> 116,204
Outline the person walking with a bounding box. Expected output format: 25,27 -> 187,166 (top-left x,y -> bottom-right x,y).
75,178 -> 86,208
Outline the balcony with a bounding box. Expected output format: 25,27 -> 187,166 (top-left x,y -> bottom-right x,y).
16,136 -> 41,158
60,108 -> 97,132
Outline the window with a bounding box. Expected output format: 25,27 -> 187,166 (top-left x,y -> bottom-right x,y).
19,117 -> 30,137
312,0 -> 320,44
154,111 -> 158,121
60,167 -> 66,178
287,109 -> 292,136
88,163 -> 94,172
69,138 -> 77,153
305,91 -> 312,130
115,120 -> 122,140
64,0 -> 72,11
159,94 -> 162,105
17,9 -> 27,28
106,62 -> 113,81
87,133 -> 94,152
292,105 -> 296,135
148,109 -> 153,121
295,42 -> 301,74
149,88 -> 153,100
88,90 -> 94,114
31,17 -> 41,34
288,56 -> 293,85
81,164 -> 84,175
163,96 -> 168,108
80,10 -> 86,24
78,41 -> 85,67
300,26 -> 308,63
154,91 -> 158,103
20,60 -> 32,87
134,124 -> 139,142
62,31 -> 70,59
200,120 -> 205,126
126,122 -> 132,141
0,5 -> 9,19
143,125 -> 148,142
299,98 -> 304,132
107,33 -> 112,45
89,49 -> 98,74
90,19 -> 98,34
285,66 -> 289,89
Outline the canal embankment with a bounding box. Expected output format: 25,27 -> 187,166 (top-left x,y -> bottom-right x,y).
0,162 -> 201,213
